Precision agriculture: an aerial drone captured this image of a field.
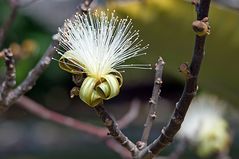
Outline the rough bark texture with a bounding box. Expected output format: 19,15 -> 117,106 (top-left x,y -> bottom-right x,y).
95,105 -> 139,157
137,0 -> 212,158
141,57 -> 165,146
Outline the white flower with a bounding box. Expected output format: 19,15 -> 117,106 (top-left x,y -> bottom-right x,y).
57,10 -> 149,79
177,94 -> 231,157
56,10 -> 150,106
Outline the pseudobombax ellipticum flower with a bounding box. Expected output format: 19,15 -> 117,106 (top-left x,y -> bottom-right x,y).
56,10 -> 150,107
177,94 -> 231,157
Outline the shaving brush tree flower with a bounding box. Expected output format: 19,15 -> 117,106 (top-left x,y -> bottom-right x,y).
56,10 -> 150,107
177,94 -> 231,157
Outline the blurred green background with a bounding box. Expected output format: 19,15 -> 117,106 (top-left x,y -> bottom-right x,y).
0,0 -> 239,158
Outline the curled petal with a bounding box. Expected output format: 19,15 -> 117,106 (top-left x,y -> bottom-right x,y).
59,51 -> 84,74
97,74 -> 121,99
110,69 -> 123,87
80,77 -> 102,107
79,72 -> 123,107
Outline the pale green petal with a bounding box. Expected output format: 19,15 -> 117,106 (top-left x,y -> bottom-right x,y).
100,74 -> 120,99
110,69 -> 123,87
79,71 -> 123,107
96,81 -> 110,99
80,77 -> 102,107
59,50 -> 84,74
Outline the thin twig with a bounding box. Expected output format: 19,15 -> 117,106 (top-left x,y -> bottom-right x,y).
0,49 -> 16,108
141,57 -> 165,146
5,41 -> 57,106
0,0 -> 19,49
137,0 -> 212,158
95,104 -> 139,157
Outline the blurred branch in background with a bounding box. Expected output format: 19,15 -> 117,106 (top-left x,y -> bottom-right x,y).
17,95 -> 140,159
0,0 -> 19,49
19,0 -> 42,8
18,96 -> 140,138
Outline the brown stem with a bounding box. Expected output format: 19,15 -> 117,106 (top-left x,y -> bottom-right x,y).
137,0 -> 212,158
0,49 -> 16,104
5,41 -> 57,106
141,57 -> 165,146
95,104 -> 139,157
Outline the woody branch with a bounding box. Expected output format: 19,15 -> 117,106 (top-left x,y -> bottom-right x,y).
137,0 -> 212,158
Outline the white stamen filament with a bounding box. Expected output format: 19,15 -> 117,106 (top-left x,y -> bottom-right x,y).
57,10 -> 150,79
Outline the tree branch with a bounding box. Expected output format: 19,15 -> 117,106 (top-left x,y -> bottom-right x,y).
5,41 -> 57,106
0,49 -> 16,110
95,104 -> 139,157
141,57 -> 164,146
137,0 -> 212,158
